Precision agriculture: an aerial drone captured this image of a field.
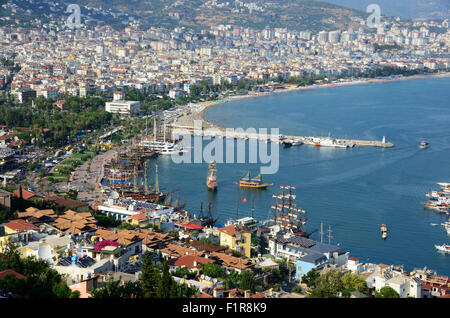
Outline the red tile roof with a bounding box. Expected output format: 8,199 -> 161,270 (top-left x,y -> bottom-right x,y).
13,189 -> 43,200
0,270 -> 27,281
168,254 -> 215,268
47,195 -> 88,208
2,219 -> 39,232
218,225 -> 248,236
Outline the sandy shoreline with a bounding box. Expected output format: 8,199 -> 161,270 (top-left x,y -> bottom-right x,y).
197,72 -> 450,127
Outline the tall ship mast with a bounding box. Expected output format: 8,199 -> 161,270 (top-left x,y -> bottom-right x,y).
206,161 -> 218,191
271,185 -> 308,236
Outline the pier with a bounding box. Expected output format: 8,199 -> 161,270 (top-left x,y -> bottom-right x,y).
169,120 -> 395,148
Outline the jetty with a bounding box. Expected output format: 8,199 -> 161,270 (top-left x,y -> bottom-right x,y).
170,118 -> 395,148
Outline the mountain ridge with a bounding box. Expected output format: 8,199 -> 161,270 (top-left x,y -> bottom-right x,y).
2,0 -> 369,32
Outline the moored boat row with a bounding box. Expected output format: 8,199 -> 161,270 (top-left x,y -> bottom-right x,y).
422,182 -> 449,214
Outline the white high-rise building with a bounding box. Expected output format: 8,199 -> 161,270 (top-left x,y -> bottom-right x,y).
318,31 -> 328,44
328,30 -> 340,43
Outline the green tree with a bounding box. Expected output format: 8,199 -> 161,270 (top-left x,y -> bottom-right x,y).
156,259 -> 176,298
292,285 -> 303,294
374,286 -> 400,298
301,269 -> 320,287
341,272 -> 369,295
141,251 -> 160,298
0,243 -> 69,298
90,279 -> 142,298
310,271 -> 343,298
239,270 -> 255,293
198,263 -> 226,278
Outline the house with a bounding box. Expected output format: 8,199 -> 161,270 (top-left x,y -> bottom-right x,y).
134,228 -> 172,251
0,189 -> 11,210
0,269 -> 27,281
15,88 -> 36,103
268,233 -> 348,279
420,275 -> 450,298
160,243 -> 205,259
209,251 -> 255,273
94,229 -> 143,258
385,275 -> 422,298
2,219 -> 39,234
212,287 -> 265,299
46,195 -> 89,211
13,188 -> 43,201
168,254 -> 216,272
253,256 -> 279,271
218,224 -> 251,258
188,240 -> 226,254
128,213 -> 149,227
364,264 -> 422,298
52,210 -> 98,235
69,274 -> 99,298
105,100 -> 140,116
16,207 -> 57,225
346,257 -> 363,274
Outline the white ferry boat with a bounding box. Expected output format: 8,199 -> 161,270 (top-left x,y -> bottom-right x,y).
140,140 -> 183,155
313,136 -> 354,148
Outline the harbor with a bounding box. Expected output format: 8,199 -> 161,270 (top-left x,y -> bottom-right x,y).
67,76 -> 450,276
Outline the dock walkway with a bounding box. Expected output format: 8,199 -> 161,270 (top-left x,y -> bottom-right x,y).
170,121 -> 394,148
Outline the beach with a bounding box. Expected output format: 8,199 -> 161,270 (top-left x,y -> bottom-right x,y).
193,72 -> 450,127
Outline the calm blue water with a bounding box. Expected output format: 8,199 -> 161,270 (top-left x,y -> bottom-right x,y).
149,77 -> 450,275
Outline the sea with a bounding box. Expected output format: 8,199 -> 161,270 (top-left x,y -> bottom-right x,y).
145,76 -> 450,275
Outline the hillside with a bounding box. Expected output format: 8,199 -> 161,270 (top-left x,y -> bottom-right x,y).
1,0 -> 368,32
317,0 -> 449,20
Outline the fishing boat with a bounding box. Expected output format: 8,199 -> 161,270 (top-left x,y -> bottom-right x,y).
423,201 -> 449,213
381,224 -> 387,239
426,190 -> 449,200
441,221 -> 450,235
437,182 -> 450,189
237,171 -> 273,189
420,141 -> 429,149
206,161 -> 218,191
282,140 -> 292,148
435,244 -> 450,254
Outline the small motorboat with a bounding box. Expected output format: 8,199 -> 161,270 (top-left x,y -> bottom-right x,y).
420,141 -> 429,148
435,243 -> 450,254
381,224 -> 387,239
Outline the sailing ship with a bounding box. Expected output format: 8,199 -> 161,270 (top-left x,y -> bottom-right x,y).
381,224 -> 387,239
109,160 -> 167,203
270,185 -> 309,236
206,161 -> 218,191
190,202 -> 217,227
238,171 -> 273,189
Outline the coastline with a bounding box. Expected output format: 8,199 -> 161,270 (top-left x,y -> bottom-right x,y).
197,72 -> 450,128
